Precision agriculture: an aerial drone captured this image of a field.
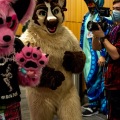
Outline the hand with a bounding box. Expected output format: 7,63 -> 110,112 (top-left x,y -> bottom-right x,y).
92,25 -> 105,38
15,44 -> 49,87
98,56 -> 105,66
39,66 -> 65,90
62,51 -> 86,73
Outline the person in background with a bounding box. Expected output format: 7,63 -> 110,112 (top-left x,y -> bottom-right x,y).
91,0 -> 120,119
80,0 -> 109,117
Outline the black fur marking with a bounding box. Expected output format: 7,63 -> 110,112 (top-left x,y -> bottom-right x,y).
32,4 -> 48,26
33,0 -> 66,29
26,52 -> 31,56
6,17 -> 12,22
37,0 -> 45,5
20,58 -> 24,62
62,0 -> 67,11
32,12 -> 40,26
52,0 -> 58,3
25,61 -> 37,68
0,18 -> 3,24
12,0 -> 30,21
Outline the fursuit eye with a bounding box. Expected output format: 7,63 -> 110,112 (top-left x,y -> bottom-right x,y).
53,9 -> 59,15
39,10 -> 46,16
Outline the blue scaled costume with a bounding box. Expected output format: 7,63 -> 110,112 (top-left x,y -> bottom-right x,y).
80,0 -> 112,114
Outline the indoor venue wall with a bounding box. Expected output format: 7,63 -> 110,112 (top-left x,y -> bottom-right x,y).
16,0 -> 113,39
63,0 -> 113,40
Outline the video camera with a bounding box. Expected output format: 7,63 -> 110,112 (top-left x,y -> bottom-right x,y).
84,0 -> 111,32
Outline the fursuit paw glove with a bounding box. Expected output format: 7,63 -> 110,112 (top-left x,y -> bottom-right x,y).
15,45 -> 49,87
62,51 -> 86,73
39,66 -> 65,90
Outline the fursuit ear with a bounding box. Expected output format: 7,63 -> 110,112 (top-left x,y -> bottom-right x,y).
12,0 -> 36,24
58,0 -> 67,11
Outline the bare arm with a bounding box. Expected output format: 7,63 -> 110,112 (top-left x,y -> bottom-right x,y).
102,39 -> 120,60
98,56 -> 106,66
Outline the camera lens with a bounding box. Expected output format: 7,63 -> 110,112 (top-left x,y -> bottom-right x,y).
87,21 -> 99,31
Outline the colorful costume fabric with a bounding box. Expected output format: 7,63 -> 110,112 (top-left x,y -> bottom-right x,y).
80,0 -> 107,114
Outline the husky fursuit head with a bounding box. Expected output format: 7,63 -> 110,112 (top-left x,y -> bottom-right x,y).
20,0 -> 86,120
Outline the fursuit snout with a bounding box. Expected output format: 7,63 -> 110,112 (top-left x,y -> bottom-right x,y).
0,26 -> 14,55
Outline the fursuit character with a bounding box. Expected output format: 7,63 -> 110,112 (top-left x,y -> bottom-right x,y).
20,0 -> 86,120
0,0 -> 37,119
0,0 -> 55,119
0,0 -> 39,120
80,0 -> 108,115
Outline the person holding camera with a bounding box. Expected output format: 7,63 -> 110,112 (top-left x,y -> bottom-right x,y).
80,0 -> 108,117
92,0 -> 120,119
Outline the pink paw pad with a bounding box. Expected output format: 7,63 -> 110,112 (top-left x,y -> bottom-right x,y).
15,45 -> 49,72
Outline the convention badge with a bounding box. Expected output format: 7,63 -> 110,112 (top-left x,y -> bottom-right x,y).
87,31 -> 93,38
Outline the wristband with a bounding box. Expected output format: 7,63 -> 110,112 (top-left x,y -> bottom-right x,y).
19,67 -> 27,75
